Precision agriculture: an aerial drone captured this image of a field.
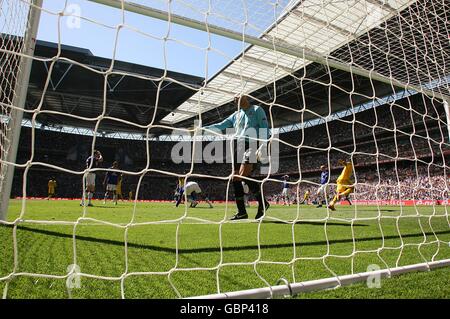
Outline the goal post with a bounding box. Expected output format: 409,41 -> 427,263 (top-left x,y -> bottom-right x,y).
0,0 -> 43,221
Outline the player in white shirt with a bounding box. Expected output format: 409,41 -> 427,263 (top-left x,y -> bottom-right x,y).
281,175 -> 290,206
175,178 -> 213,208
81,150 -> 103,207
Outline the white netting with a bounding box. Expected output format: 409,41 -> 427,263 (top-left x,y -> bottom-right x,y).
0,0 -> 449,299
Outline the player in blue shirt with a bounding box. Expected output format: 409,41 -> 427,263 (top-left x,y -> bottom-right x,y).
281,175 -> 290,206
175,177 -> 213,208
103,161 -> 120,205
174,177 -> 184,205
81,150 -> 103,206
316,165 -> 329,208
203,95 -> 270,220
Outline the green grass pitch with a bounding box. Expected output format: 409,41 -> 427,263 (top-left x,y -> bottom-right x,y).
0,199 -> 449,299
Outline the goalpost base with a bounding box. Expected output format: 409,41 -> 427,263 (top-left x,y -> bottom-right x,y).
191,259 -> 450,299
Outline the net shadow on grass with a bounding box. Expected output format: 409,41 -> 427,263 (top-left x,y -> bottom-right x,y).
5,224 -> 449,255
267,221 -> 369,227
85,206 -> 129,209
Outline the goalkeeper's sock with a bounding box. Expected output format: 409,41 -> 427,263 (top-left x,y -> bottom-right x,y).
255,192 -> 264,208
233,181 -> 247,216
247,184 -> 269,219
255,194 -> 269,219
233,198 -> 247,217
88,192 -> 93,205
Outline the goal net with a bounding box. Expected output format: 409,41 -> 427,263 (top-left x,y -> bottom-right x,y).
0,0 -> 449,299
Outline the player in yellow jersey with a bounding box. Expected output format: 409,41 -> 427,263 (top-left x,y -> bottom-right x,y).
178,176 -> 185,188
328,159 -> 355,211
299,189 -> 311,204
116,174 -> 123,201
47,177 -> 57,200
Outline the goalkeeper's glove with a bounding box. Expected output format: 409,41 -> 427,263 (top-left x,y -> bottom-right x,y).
255,143 -> 269,163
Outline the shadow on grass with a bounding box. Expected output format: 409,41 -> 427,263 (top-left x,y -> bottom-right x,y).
2,224 -> 449,255
356,208 -> 401,212
267,221 -> 369,227
85,206 -> 128,209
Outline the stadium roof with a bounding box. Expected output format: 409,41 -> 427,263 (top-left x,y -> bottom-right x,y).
16,0 -> 449,136
161,0 -> 449,128
23,39 -> 204,134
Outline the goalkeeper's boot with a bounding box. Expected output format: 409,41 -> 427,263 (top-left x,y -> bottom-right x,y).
230,199 -> 248,220
327,204 -> 336,211
230,212 -> 248,220
255,200 -> 270,220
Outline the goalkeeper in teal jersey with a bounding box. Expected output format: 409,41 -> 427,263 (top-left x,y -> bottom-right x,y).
203,95 -> 270,220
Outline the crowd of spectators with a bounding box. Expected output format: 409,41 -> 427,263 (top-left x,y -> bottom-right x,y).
266,164 -> 448,204
12,99 -> 449,203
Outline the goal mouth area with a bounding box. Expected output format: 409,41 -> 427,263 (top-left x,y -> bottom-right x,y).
0,0 -> 448,300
